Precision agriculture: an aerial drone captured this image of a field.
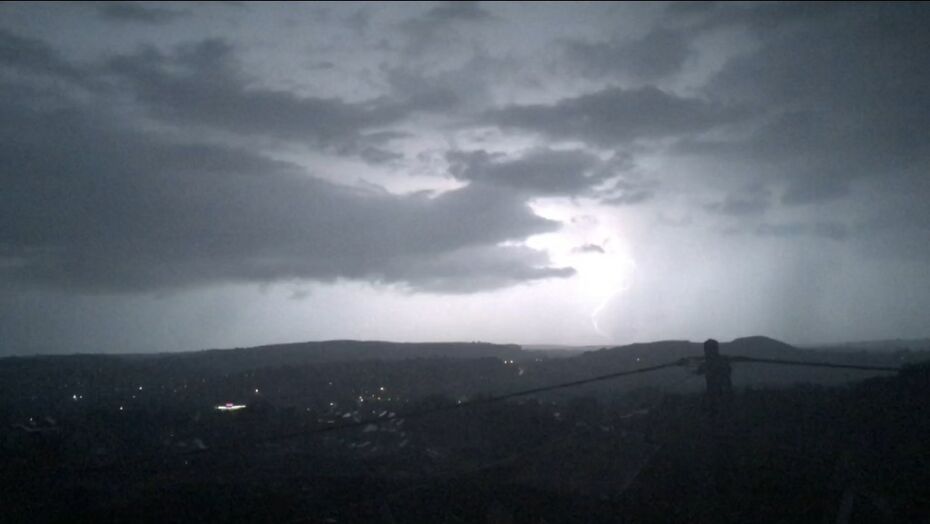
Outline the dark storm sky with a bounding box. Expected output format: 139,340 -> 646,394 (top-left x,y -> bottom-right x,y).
1,2 -> 929,354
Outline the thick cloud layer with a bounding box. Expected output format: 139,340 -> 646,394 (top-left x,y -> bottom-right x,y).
96,3 -> 190,24
561,29 -> 692,81
489,86 -> 743,146
0,89 -> 565,293
0,30 -> 567,295
446,148 -> 609,196
105,39 -> 447,149
1,2 -> 929,353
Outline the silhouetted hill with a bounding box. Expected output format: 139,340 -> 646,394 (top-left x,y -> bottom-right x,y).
165,340 -> 525,375
2,337 -> 926,421
522,336 -> 924,395
583,335 -> 798,363
727,335 -> 796,355
811,337 -> 930,352
0,340 -> 525,379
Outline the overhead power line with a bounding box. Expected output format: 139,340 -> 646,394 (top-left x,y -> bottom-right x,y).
82,353 -> 903,472
217,355 -> 902,447
254,359 -> 688,445
728,355 -> 901,373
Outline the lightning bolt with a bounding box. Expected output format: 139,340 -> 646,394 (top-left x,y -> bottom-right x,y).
590,294 -> 613,338
589,258 -> 636,339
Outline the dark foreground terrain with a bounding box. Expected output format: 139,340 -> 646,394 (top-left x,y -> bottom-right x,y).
2,338 -> 929,523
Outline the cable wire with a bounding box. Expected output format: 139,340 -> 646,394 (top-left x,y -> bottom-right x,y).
252,359 -> 689,445
727,356 -> 900,372
79,354 -> 903,472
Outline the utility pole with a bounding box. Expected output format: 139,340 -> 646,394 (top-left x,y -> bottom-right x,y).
702,339 -> 732,418
700,338 -> 733,521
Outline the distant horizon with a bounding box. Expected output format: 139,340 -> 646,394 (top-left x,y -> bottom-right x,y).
5,333 -> 929,359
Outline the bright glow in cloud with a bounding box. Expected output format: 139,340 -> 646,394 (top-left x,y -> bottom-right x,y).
527,200 -> 636,337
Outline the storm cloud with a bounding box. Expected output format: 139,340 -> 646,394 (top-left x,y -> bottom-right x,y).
96,3 -> 191,25
1,2 -> 929,354
488,85 -> 744,146
561,28 -> 693,81
0,94 -> 565,293
446,148 -> 610,197
0,32 -> 567,296
104,39 -> 444,150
